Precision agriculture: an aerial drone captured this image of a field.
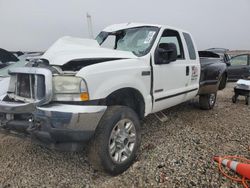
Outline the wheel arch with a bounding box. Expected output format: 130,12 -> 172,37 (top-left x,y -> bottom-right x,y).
103,87 -> 146,120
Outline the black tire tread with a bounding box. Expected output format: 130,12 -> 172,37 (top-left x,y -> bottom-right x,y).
245,96 -> 250,105
87,106 -> 141,175
232,95 -> 237,103
218,73 -> 227,90
199,93 -> 217,110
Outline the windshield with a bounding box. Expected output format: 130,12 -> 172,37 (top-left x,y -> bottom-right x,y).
0,61 -> 27,77
96,26 -> 159,56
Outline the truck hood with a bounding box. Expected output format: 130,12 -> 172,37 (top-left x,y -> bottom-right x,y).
42,36 -> 137,66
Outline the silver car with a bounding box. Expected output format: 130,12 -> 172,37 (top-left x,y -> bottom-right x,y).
0,52 -> 43,99
0,60 -> 28,99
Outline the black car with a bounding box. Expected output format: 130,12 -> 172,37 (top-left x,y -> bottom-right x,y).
206,48 -> 231,63
0,48 -> 19,69
227,54 -> 250,81
198,50 -> 228,92
204,48 -> 250,81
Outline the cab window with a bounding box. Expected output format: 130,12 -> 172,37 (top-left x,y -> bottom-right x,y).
159,29 -> 185,59
183,32 -> 196,60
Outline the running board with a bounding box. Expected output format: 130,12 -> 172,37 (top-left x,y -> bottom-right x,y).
154,111 -> 168,123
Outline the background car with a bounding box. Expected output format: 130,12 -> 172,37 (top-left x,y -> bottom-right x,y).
0,60 -> 28,98
205,48 -> 231,64
227,53 -> 250,81
0,50 -> 43,99
0,48 -> 19,69
203,48 -> 250,81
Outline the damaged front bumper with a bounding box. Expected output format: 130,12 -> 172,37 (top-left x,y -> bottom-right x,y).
0,101 -> 107,150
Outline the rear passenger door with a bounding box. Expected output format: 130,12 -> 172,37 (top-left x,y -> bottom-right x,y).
228,54 -> 250,80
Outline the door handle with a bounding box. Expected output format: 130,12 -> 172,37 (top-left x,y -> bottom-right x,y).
186,66 -> 190,76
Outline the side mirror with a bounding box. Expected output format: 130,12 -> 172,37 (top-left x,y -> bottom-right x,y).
155,43 -> 178,64
225,60 -> 231,66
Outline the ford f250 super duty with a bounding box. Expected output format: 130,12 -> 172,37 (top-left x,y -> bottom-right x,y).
0,23 -> 227,175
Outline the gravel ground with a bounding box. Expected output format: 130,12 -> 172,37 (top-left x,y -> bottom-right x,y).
0,83 -> 250,188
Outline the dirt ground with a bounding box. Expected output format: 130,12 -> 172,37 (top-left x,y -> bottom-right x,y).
0,83 -> 249,188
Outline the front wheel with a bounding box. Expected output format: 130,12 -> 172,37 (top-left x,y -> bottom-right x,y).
199,93 -> 217,110
87,106 -> 141,175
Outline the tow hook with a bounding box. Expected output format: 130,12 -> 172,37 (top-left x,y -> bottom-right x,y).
27,119 -> 40,132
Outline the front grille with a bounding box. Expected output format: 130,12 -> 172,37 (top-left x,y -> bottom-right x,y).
15,73 -> 45,100
8,67 -> 53,105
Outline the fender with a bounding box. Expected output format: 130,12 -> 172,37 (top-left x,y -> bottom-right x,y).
76,58 -> 153,115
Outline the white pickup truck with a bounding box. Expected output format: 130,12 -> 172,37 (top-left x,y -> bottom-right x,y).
0,23 -> 227,175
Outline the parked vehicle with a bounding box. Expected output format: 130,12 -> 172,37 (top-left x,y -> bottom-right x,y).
205,48 -> 231,64
0,48 -> 19,69
0,52 -> 42,99
227,54 -> 250,81
198,50 -> 228,89
203,49 -> 250,81
0,61 -> 28,98
0,23 -> 227,175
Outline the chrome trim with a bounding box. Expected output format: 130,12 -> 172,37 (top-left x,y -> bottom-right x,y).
36,104 -> 107,131
0,102 -> 106,133
8,67 -> 53,105
29,75 -> 33,99
37,104 -> 106,113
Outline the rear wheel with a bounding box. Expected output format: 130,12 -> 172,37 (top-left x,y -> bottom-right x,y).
232,95 -> 237,103
199,93 -> 217,110
87,106 -> 141,175
218,73 -> 227,90
245,96 -> 250,105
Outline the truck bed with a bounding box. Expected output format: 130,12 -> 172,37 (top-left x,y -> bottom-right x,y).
199,57 -> 227,95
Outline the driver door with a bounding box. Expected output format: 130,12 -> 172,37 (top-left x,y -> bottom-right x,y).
152,29 -> 190,113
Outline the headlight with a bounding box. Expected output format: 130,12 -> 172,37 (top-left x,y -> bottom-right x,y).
53,76 -> 89,101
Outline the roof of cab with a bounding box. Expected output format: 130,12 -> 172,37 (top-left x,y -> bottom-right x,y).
102,22 -> 189,34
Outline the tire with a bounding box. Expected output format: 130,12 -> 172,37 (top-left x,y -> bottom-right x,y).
232,95 -> 237,103
87,106 -> 141,175
218,73 -> 227,90
245,96 -> 250,105
199,93 -> 217,110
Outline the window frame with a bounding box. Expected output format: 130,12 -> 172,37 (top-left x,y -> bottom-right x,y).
155,29 -> 185,60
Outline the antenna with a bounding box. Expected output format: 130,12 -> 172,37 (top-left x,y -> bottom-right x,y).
86,13 -> 94,39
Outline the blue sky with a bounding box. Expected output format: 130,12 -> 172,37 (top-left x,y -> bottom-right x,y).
0,0 -> 249,51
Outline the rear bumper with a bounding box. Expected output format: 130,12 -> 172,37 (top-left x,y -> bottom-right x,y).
0,102 -> 107,148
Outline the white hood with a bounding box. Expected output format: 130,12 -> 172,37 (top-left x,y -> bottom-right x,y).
42,36 -> 137,66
